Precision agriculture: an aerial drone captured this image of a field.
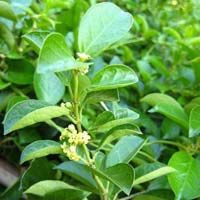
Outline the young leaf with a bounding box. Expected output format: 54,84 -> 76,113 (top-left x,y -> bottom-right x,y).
24,180 -> 88,198
189,106 -> 200,137
34,72 -> 65,104
90,65 -> 138,91
20,140 -> 62,164
141,93 -> 188,129
78,2 -> 133,56
3,100 -> 71,134
37,33 -> 82,73
168,151 -> 200,200
106,135 -> 146,167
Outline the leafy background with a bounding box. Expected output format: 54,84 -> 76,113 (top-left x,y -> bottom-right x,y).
1,0 -> 200,199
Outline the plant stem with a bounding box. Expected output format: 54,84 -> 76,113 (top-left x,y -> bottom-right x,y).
46,120 -> 63,132
146,140 -> 187,150
73,71 -> 82,132
72,70 -> 108,200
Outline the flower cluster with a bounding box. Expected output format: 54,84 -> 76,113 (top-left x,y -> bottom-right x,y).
60,124 -> 91,161
78,65 -> 89,75
76,52 -> 91,75
61,142 -> 80,161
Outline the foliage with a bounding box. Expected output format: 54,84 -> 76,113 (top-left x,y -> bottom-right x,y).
1,0 -> 200,200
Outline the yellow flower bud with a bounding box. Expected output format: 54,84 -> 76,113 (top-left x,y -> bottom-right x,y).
77,52 -> 91,62
65,102 -> 72,109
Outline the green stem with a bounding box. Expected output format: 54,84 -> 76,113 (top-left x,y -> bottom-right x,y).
73,72 -> 82,132
72,70 -> 108,200
146,140 -> 187,150
68,84 -> 74,101
46,120 -> 63,132
138,151 -> 157,162
11,86 -> 28,98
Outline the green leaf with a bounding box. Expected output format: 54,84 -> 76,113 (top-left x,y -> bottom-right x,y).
92,163 -> 134,195
0,180 -> 22,200
20,140 -> 62,164
20,158 -> 56,190
3,100 -> 70,134
6,59 -> 34,85
0,78 -> 11,90
83,89 -> 119,105
43,189 -> 89,200
37,33 -> 81,73
114,107 -> 139,120
103,163 -> 134,195
11,0 -> 32,15
90,118 -> 137,133
22,31 -> 50,53
6,96 -> 28,112
168,151 -> 200,200
91,111 -> 115,128
90,64 -> 138,91
0,1 -> 16,21
0,91 -> 14,112
0,23 -> 15,49
55,161 -> 98,192
161,118 -> 180,139
185,97 -> 200,113
106,135 -> 146,167
78,2 -> 133,56
34,72 -> 65,104
25,180 -> 87,197
189,106 -> 200,137
99,124 -> 142,149
141,93 -> 188,129
133,163 -> 175,186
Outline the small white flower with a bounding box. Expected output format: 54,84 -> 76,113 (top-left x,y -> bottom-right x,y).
68,124 -> 77,134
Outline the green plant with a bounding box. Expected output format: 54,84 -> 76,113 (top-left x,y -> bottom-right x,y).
1,2 -> 176,200
2,1 -> 200,200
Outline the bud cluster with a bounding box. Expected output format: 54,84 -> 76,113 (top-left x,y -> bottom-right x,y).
60,124 -> 91,161
78,65 -> 89,75
60,102 -> 73,109
76,52 -> 91,75
77,52 -> 91,62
